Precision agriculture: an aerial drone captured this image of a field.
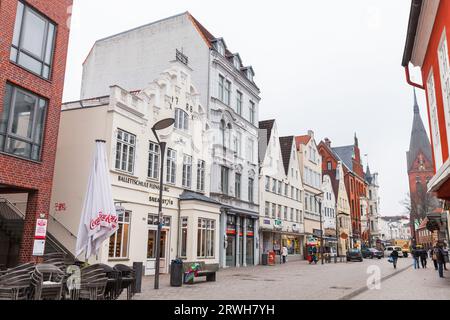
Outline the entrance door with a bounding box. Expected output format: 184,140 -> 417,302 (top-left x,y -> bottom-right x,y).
145,229 -> 168,275
226,235 -> 235,267
246,237 -> 254,266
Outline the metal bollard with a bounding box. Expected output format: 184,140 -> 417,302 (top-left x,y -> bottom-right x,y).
133,262 -> 143,293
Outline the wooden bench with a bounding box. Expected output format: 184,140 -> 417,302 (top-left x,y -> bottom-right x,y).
182,262 -> 218,284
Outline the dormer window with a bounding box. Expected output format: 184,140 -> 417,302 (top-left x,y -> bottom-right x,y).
234,56 -> 240,69
216,40 -> 225,56
247,69 -> 253,81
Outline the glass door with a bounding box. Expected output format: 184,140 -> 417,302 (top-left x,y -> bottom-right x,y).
246,237 -> 254,266
226,235 -> 235,267
145,229 -> 168,275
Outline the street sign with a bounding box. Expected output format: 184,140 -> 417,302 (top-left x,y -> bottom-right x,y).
313,229 -> 322,237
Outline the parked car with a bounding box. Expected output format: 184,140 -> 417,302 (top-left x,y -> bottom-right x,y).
346,249 -> 363,262
385,246 -> 404,258
361,248 -> 383,259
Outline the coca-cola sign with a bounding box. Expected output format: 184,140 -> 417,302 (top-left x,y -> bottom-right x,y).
89,211 -> 118,230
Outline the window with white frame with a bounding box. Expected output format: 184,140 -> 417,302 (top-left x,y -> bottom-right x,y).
235,173 -> 242,199
182,154 -> 192,188
236,90 -> 243,115
175,108 -> 189,131
220,166 -> 229,195
166,148 -> 177,184
180,217 -> 188,258
218,75 -> 225,101
290,208 -> 294,221
197,160 -> 205,192
10,1 -> 56,79
272,178 -> 277,193
197,218 -> 215,258
272,203 -> 276,218
236,131 -> 242,157
249,100 -> 255,124
265,202 -> 270,217
247,138 -> 254,162
277,180 -> 282,194
115,129 -> 135,174
265,176 -> 270,191
248,177 -> 254,203
427,69 -> 443,168
148,141 -> 160,179
438,30 -> 450,161
224,80 -> 231,105
109,210 -> 131,259
216,41 -> 225,56
284,206 -> 288,220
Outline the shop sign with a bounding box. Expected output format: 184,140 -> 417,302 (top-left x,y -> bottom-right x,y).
118,175 -> 169,192
34,219 -> 48,240
149,195 -> 175,206
340,232 -> 348,240
313,229 -> 322,237
32,239 -> 46,256
263,219 -> 271,225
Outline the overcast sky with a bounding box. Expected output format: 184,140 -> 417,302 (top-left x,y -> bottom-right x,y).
63,0 -> 428,216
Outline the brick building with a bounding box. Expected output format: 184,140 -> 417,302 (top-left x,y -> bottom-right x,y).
321,135 -> 367,248
0,0 -> 72,266
402,0 -> 450,245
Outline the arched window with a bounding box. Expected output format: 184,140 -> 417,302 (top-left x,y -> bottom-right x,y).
175,108 -> 189,130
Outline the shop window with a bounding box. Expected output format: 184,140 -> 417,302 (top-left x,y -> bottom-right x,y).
11,1 -> 56,79
109,210 -> 131,259
0,84 -> 47,161
115,128 -> 136,174
197,218 -> 215,258
180,217 -> 188,258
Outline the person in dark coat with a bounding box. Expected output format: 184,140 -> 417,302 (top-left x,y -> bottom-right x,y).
419,248 -> 428,268
434,243 -> 446,278
412,247 -> 420,269
430,247 -> 438,270
390,249 -> 399,269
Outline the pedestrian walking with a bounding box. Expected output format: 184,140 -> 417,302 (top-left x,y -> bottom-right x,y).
433,243 -> 445,278
281,246 -> 288,264
390,249 -> 399,269
419,248 -> 428,268
412,247 -> 420,269
430,247 -> 438,270
443,247 -> 449,271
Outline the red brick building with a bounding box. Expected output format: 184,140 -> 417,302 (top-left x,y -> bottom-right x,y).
0,0 -> 72,266
402,0 -> 450,244
318,135 -> 367,247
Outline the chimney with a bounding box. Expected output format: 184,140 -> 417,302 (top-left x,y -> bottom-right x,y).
308,130 -> 314,138
324,138 -> 331,147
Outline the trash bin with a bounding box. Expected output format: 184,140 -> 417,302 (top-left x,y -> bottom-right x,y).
261,253 -> 268,265
170,259 -> 183,287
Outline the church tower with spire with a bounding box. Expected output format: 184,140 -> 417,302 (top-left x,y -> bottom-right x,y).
406,90 -> 435,243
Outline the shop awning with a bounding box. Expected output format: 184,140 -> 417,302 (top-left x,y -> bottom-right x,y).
221,205 -> 259,218
428,158 -> 450,200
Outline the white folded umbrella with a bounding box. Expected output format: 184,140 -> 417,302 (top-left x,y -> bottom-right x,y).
76,140 -> 118,260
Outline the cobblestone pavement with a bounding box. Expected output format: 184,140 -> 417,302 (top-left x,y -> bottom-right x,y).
131,257 -> 450,300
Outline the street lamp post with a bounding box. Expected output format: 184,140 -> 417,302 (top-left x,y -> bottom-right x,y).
152,118 -> 175,290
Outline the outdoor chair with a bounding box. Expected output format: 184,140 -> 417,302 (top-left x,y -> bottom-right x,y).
43,253 -> 68,272
77,264 -> 108,300
113,264 -> 136,300
30,264 -> 65,300
0,262 -> 35,300
97,264 -> 120,300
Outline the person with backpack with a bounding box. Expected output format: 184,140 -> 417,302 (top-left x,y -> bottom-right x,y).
390,249 -> 399,269
434,243 -> 445,278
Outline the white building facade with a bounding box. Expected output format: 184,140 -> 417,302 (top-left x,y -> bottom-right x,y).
322,175 -> 337,246
50,62 -> 222,275
79,12 -> 261,268
366,167 -> 381,246
335,162 -> 351,255
296,131 -> 323,247
258,120 -> 304,263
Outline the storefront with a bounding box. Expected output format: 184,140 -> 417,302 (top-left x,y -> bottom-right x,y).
224,213 -> 257,267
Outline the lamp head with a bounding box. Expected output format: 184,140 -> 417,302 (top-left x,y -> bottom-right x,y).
152,118 -> 175,131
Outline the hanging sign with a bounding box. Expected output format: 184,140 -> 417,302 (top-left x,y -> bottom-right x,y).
32,239 -> 46,256
34,218 -> 48,240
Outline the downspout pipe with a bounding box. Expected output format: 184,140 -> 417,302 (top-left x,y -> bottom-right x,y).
404,66 -> 425,90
